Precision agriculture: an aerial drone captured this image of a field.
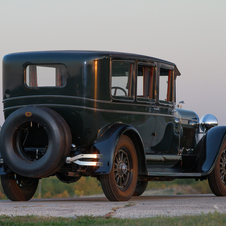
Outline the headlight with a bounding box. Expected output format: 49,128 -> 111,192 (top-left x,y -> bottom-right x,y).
200,114 -> 218,132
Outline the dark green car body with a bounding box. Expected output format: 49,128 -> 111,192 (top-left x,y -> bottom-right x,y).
0,51 -> 225,201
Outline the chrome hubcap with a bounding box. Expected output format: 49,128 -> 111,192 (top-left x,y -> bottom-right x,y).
220,150 -> 226,185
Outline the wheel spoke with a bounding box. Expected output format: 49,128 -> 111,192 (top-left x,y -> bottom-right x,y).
117,177 -> 122,186
219,150 -> 226,184
114,162 -> 118,169
115,175 -> 119,184
123,174 -> 128,186
115,154 -> 120,163
223,151 -> 226,160
120,152 -> 124,161
221,175 -> 225,184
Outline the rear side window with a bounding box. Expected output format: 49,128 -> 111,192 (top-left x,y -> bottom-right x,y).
25,65 -> 67,87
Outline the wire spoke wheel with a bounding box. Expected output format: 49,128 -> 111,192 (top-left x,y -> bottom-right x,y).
100,135 -> 138,201
208,146 -> 226,196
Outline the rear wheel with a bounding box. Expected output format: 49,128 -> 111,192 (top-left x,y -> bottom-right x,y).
208,146 -> 226,196
1,173 -> 39,201
133,180 -> 148,196
100,135 -> 138,201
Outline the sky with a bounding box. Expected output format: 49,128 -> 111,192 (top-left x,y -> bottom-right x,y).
0,0 -> 225,125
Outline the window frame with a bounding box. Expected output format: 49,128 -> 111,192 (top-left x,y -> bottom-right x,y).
110,59 -> 135,102
136,62 -> 156,104
157,63 -> 175,106
24,64 -> 67,88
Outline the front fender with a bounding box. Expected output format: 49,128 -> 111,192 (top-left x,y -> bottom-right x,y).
93,123 -> 143,175
201,126 -> 226,174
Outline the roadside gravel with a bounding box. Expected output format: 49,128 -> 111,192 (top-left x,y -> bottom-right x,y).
0,194 -> 226,218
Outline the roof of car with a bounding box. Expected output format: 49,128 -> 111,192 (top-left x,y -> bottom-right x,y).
4,50 -> 181,75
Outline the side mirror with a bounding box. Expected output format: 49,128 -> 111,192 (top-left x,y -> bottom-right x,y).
200,114 -> 218,133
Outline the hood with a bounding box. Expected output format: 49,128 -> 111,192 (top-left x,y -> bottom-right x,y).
176,108 -> 199,126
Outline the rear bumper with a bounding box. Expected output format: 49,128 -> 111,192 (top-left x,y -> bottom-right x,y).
66,154 -> 103,166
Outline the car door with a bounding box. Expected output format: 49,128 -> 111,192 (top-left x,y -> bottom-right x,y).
151,63 -> 181,173
135,63 -> 164,172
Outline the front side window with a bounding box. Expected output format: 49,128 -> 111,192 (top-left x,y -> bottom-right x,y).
25,64 -> 67,87
159,68 -> 174,102
111,61 -> 134,99
137,65 -> 155,102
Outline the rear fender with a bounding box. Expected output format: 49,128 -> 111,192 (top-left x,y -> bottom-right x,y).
201,126 -> 226,174
93,123 -> 146,175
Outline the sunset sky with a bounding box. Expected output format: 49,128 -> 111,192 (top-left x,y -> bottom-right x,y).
0,0 -> 225,125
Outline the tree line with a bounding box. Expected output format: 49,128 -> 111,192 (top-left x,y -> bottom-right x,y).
0,176 -> 211,200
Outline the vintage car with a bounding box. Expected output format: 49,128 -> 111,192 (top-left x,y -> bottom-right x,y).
0,51 -> 225,201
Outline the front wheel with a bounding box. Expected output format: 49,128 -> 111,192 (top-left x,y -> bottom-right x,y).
1,173 -> 39,201
133,180 -> 148,196
100,135 -> 138,201
208,146 -> 226,196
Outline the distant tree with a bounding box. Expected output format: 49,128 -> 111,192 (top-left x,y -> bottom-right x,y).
74,177 -> 102,197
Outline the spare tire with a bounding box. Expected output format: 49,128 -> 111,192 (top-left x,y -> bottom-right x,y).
0,107 -> 72,178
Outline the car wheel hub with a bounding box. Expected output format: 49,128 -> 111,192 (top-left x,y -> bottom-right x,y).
117,162 -> 127,176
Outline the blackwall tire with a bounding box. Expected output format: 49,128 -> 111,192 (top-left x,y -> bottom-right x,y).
39,107 -> 72,176
133,180 -> 148,196
1,173 -> 39,201
100,135 -> 138,201
208,146 -> 226,196
0,107 -> 72,178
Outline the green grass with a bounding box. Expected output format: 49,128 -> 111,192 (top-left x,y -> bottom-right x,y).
0,212 -> 226,226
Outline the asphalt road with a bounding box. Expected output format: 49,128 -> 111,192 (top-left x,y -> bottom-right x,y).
0,194 -> 226,218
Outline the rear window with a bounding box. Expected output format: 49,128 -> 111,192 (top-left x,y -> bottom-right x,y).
25,65 -> 67,87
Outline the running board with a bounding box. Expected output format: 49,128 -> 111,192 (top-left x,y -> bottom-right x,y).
66,154 -> 103,166
148,172 -> 202,177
